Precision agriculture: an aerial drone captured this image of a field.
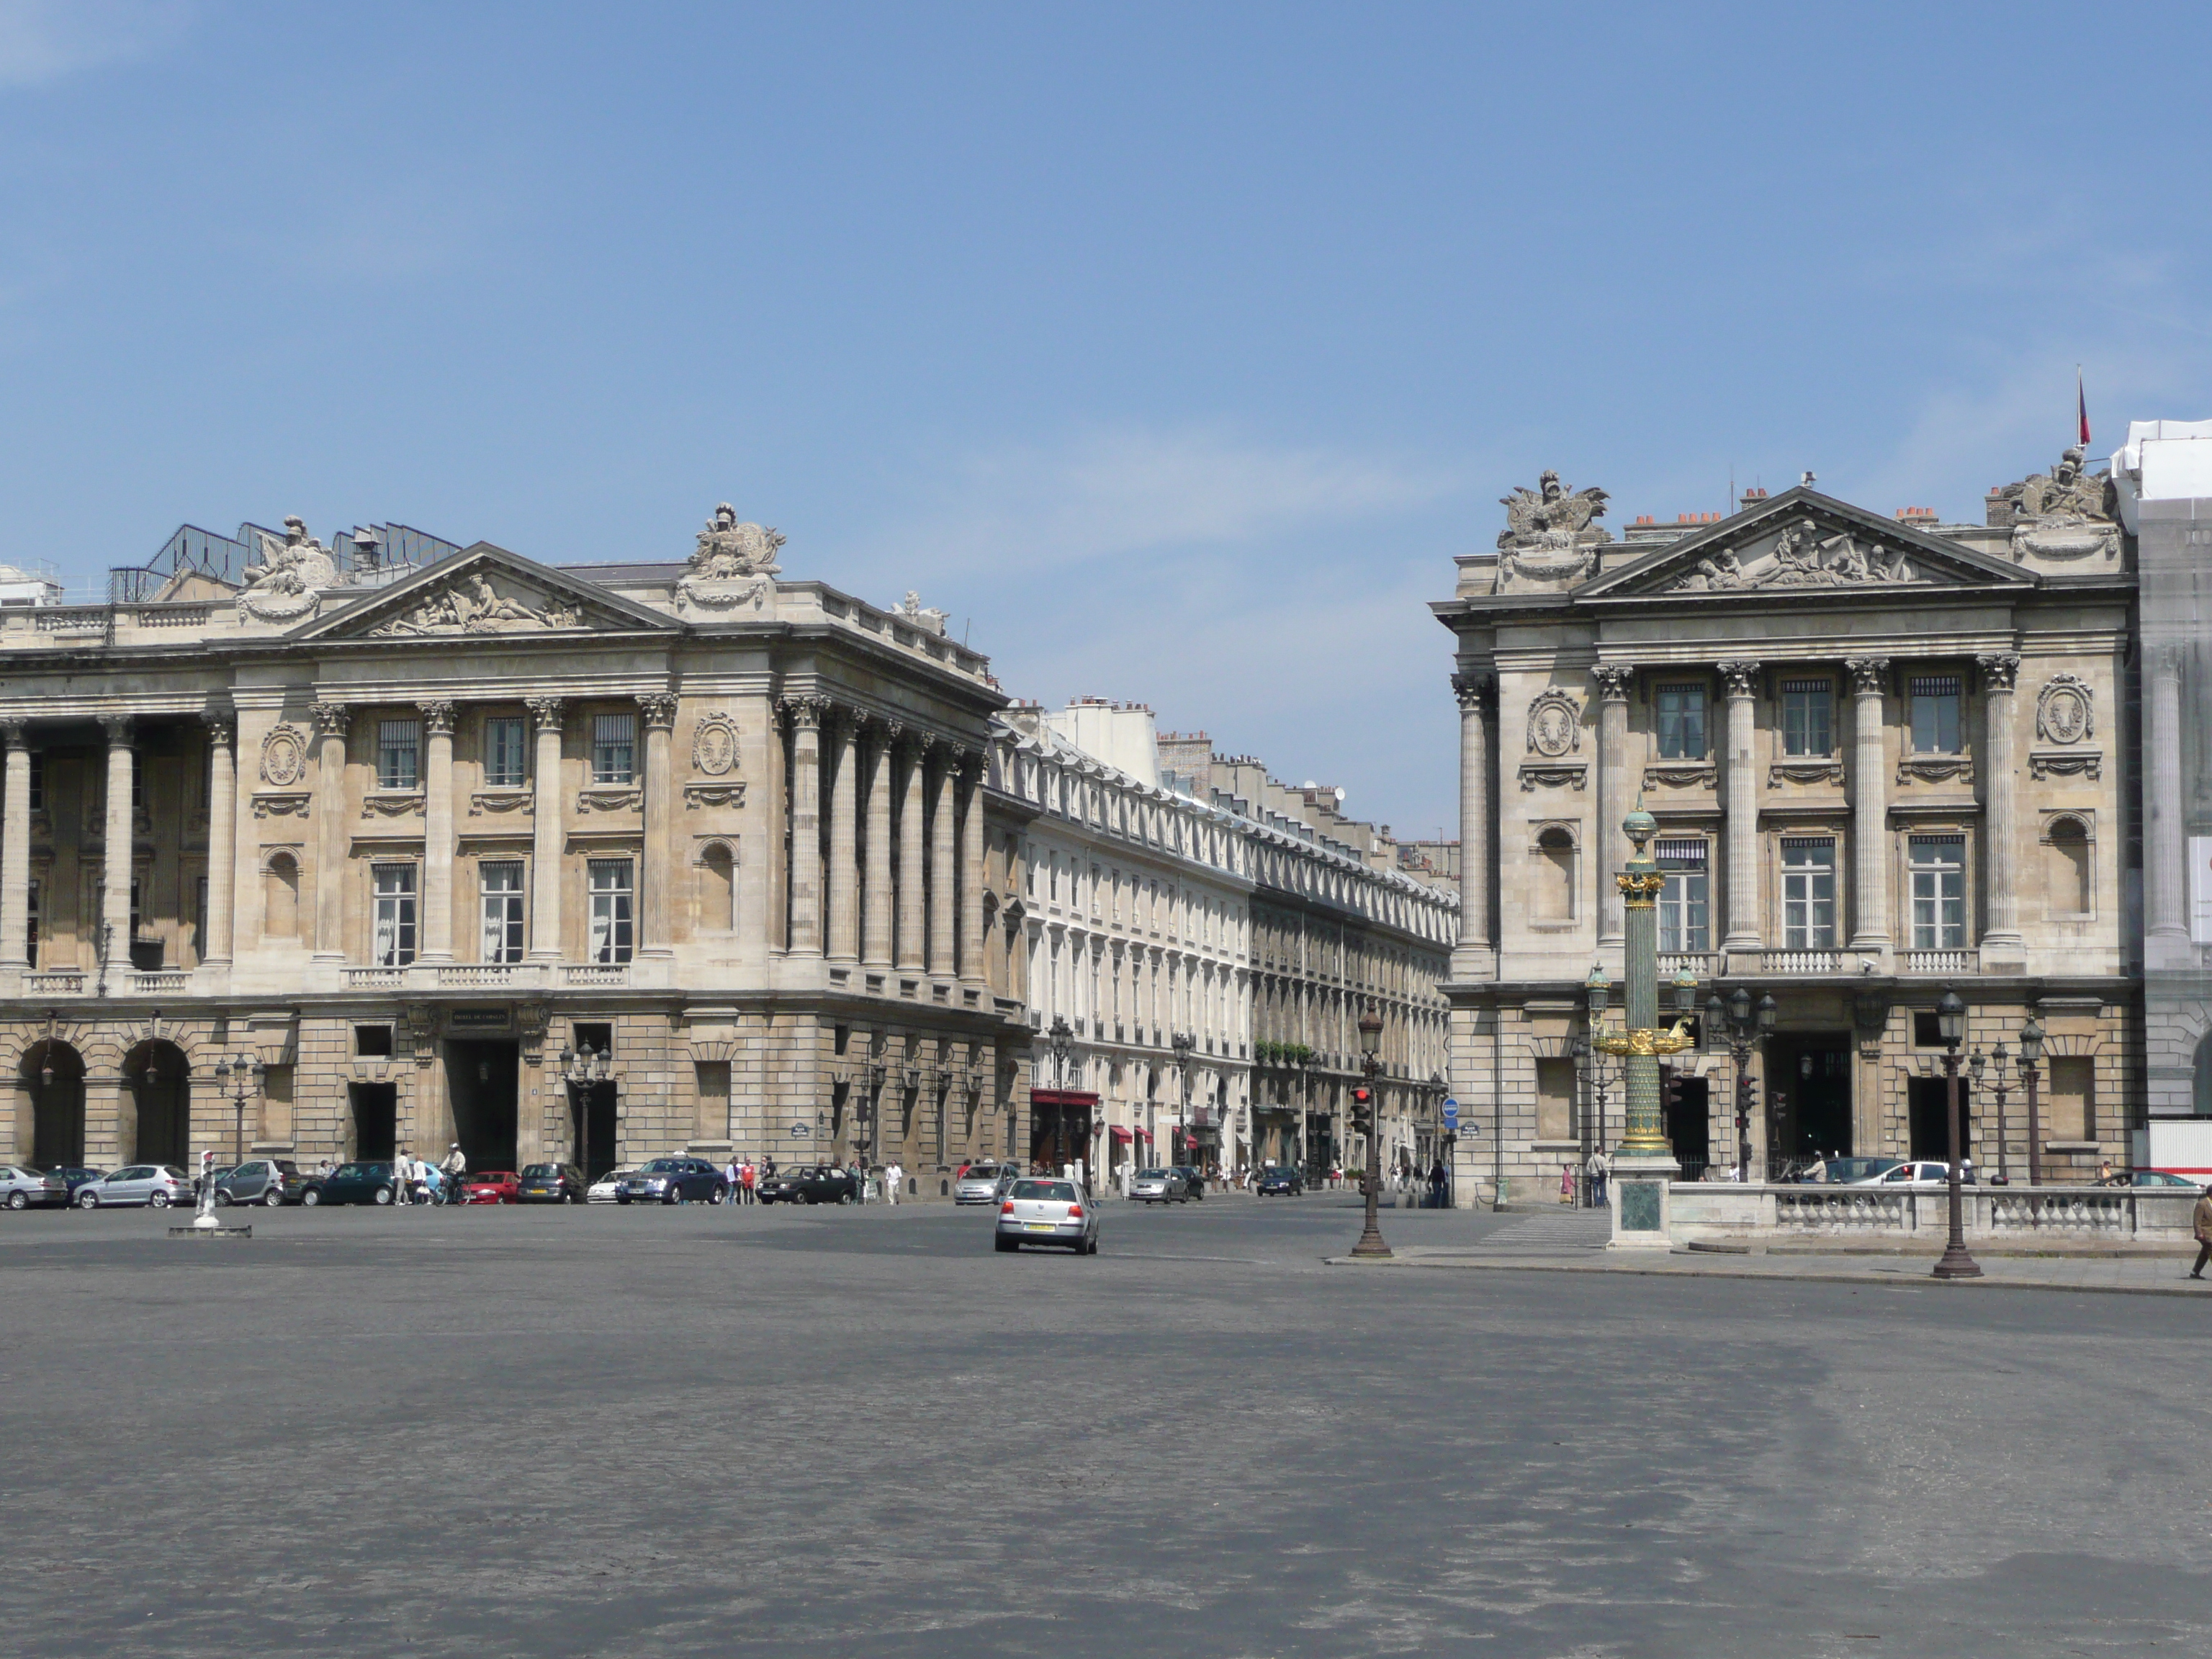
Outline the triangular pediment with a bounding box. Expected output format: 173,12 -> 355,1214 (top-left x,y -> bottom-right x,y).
1579,488 -> 2033,601
292,544 -> 680,642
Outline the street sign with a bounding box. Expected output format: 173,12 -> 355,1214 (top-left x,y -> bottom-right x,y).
790,1122 -> 811,1138
1442,1098 -> 1459,1129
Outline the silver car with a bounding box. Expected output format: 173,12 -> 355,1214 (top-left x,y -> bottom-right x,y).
0,1166 -> 68,1209
994,1177 -> 1101,1254
1129,1166 -> 1189,1205
954,1163 -> 1016,1205
76,1164 -> 194,1208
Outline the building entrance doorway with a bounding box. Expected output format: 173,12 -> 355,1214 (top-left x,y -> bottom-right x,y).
351,1082 -> 397,1161
1908,1075 -> 1975,1163
1766,1035 -> 1852,1174
446,1041 -> 519,1172
568,1081 -> 617,1184
1664,1073 -> 1711,1182
25,1041 -> 86,1168
123,1039 -> 192,1168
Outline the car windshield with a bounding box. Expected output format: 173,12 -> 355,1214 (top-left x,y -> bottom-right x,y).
595,1169 -> 636,1184
961,1167 -> 999,1181
1012,1179 -> 1079,1202
639,1159 -> 680,1174
1136,1169 -> 1168,1180
521,1165 -> 560,1179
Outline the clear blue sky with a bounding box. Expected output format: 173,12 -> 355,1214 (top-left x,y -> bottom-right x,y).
4,2 -> 2206,838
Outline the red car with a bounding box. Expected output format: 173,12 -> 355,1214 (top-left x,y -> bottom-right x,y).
459,1169 -> 520,1205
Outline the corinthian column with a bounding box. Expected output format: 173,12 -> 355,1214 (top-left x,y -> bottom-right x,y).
639,693 -> 676,958
1594,662 -> 1635,948
1449,673 -> 1494,977
419,701 -> 456,961
0,718 -> 30,971
928,743 -> 957,980
863,721 -> 894,968
958,750 -> 986,986
1845,658 -> 1891,958
828,711 -> 859,963
526,698 -> 564,961
786,699 -> 824,956
202,709 -> 237,967
1717,662 -> 1762,961
2146,644 -> 2191,967
1977,653 -> 2023,966
99,714 -> 135,968
312,703 -> 349,960
896,734 -> 925,973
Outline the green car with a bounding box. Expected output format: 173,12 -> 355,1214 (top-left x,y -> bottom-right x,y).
302,1161 -> 400,1207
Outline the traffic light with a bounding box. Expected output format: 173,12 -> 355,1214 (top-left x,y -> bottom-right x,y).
1351,1085 -> 1372,1128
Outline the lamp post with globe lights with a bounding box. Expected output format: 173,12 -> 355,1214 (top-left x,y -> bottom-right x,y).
559,1040 -> 613,1186
1931,990 -> 1983,1280
2016,1017 -> 2046,1187
1348,1007 -> 1390,1259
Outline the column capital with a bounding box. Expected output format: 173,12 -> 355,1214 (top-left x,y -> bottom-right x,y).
778,694 -> 829,731
524,695 -> 565,730
1844,656 -> 1889,695
1714,660 -> 1761,700
310,701 -> 351,737
0,716 -> 27,750
1976,652 -> 2021,693
418,699 -> 457,736
98,711 -> 135,743
199,705 -> 235,748
1591,662 -> 1635,701
1450,671 -> 1496,713
637,692 -> 678,731
2150,641 -> 2188,681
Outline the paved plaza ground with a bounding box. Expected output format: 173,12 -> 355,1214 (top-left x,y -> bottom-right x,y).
3,1192 -> 2208,1658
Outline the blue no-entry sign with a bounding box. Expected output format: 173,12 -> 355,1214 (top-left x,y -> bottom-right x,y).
1442,1098 -> 1459,1130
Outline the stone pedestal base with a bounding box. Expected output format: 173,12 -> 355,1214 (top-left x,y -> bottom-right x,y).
1609,1156 -> 1681,1249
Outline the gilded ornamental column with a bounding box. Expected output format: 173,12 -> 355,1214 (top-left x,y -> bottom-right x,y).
786,698 -> 824,956
526,697 -> 565,960
639,693 -> 677,958
1845,657 -> 1891,957
828,711 -> 860,962
928,742 -> 957,980
0,718 -> 30,970
1594,662 -> 1635,949
1977,653 -> 2023,964
202,709 -> 237,966
419,701 -> 457,961
958,751 -> 986,986
1449,673 -> 1493,977
99,714 -> 135,967
862,721 -> 894,968
896,733 -> 925,973
312,703 -> 349,960
1717,662 -> 1761,961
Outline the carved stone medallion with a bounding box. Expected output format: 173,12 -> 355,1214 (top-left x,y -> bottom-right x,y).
2036,674 -> 2094,745
260,723 -> 309,787
1526,688 -> 1583,758
691,713 -> 740,776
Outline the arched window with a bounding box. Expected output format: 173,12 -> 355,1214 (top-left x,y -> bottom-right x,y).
264,852 -> 300,938
2046,816 -> 2092,917
1534,827 -> 1576,923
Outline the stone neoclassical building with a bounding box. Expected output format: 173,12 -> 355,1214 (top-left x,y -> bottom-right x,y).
1437,461 -> 2140,1198
0,509 -> 1028,1195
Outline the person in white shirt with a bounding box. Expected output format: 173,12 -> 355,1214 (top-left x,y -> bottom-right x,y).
884,1161 -> 903,1205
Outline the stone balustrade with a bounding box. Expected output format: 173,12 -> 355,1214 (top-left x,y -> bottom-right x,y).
1667,1182 -> 2198,1246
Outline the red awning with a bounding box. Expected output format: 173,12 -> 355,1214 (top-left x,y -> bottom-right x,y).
1137,1128 -> 1153,1141
1110,1125 -> 1133,1143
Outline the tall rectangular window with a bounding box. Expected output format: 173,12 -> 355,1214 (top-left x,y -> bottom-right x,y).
480,860 -> 525,963
483,717 -> 527,788
1655,683 -> 1708,760
194,876 -> 207,960
25,879 -> 37,968
588,859 -> 634,963
591,714 -> 635,785
26,752 -> 42,811
1781,838 -> 1836,949
1781,679 -> 1833,757
130,875 -> 143,939
1909,675 -> 1963,755
377,720 -> 421,790
1658,840 -> 1709,953
1908,835 -> 1966,949
372,863 -> 418,966
130,751 -> 144,808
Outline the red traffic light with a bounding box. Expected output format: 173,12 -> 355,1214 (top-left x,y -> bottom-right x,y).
1352,1087 -> 1372,1105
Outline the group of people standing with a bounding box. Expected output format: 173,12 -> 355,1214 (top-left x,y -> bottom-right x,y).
385,1143 -> 469,1205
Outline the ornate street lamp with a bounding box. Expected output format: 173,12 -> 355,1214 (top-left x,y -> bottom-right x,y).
211,1052 -> 266,1169
1932,989 -> 1982,1280
2017,1015 -> 2046,1187
1590,809 -> 1694,1168
1048,1015 -> 1074,1091
1581,963 -> 1614,1174
559,1041 -> 613,1182
1971,1042 -> 2013,1184
1710,986 -> 1776,1179
1349,1007 -> 1390,1259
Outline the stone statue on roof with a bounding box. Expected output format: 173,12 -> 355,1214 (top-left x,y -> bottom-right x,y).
237,514 -> 345,623
1495,471 -> 1611,590
1998,446 -> 2119,562
691,503 -> 786,580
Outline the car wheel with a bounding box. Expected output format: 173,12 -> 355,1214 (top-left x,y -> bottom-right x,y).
994,1235 -> 1017,1252
663,1189 -> 681,1205
373,1186 -> 392,1206
6,1190 -> 24,1210
215,1190 -> 233,1208
76,1189 -> 99,1209
1085,1236 -> 1100,1255
616,1195 -> 630,1205
150,1192 -> 171,1209
562,1192 -> 576,1205
709,1187 -> 726,1205
264,1187 -> 284,1208
302,1188 -> 322,1207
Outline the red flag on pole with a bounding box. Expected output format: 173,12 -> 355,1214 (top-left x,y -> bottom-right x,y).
2077,367 -> 2090,448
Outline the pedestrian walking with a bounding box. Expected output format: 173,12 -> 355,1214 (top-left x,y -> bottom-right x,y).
885,1160 -> 903,1205
392,1146 -> 413,1206
2193,1185 -> 2212,1280
1559,1162 -> 1575,1205
1585,1146 -> 1610,1208
1428,1158 -> 1447,1209
725,1156 -> 742,1201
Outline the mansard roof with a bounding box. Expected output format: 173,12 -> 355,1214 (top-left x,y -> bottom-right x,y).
289,542 -> 683,642
1574,486 -> 2033,602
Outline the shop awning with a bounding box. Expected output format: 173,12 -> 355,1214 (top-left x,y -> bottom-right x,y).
1110,1125 -> 1134,1143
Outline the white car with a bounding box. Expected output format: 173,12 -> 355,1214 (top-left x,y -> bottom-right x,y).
994,1177 -> 1101,1254
953,1163 -> 1017,1205
1851,1159 -> 1979,1191
76,1164 -> 194,1208
588,1166 -> 638,1204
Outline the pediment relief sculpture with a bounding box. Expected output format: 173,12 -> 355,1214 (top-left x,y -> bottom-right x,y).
1669,515 -> 1916,593
238,516 -> 351,623
369,570 -> 587,637
1496,472 -> 1610,590
1998,446 -> 2119,560
678,504 -> 784,616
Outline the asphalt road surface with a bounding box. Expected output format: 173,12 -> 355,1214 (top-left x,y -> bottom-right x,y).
3,1194 -> 2206,1658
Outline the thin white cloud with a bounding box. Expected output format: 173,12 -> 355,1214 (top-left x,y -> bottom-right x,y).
0,0 -> 192,87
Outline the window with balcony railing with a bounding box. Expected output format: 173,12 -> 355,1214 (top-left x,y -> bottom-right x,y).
1908,835 -> 1966,949
372,863 -> 418,966
1781,837 -> 1836,950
